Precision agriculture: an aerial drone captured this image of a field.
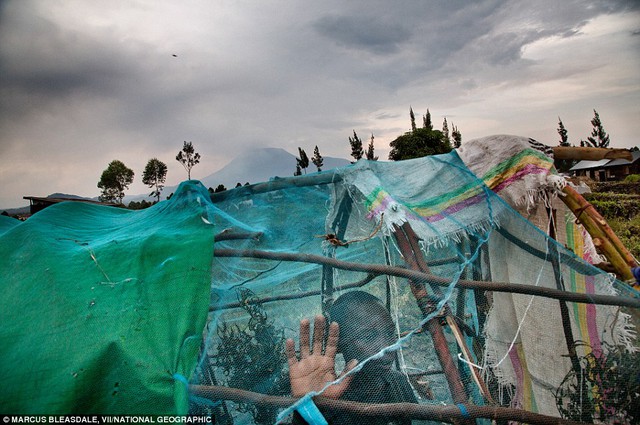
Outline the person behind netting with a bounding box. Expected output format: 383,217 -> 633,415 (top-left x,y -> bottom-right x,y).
286,290 -> 418,425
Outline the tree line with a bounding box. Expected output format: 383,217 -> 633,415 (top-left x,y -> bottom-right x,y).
97,141 -> 201,205
554,109 -> 636,172
294,107 -> 461,175
97,108 -> 628,206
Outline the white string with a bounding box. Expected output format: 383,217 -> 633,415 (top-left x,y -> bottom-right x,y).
461,210 -> 555,371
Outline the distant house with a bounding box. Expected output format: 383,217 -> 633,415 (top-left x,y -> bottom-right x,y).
569,150 -> 640,181
23,196 -> 119,215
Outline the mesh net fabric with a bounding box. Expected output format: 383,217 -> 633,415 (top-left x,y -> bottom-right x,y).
1,151 -> 638,423
191,152 -> 639,424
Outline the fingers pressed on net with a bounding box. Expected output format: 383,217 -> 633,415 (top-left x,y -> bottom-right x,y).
312,315 -> 325,355
285,338 -> 297,366
299,318 -> 311,358
324,322 -> 340,359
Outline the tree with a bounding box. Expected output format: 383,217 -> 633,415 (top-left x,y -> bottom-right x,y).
214,184 -> 227,193
388,127 -> 451,161
410,107 -> 417,132
297,147 -> 310,174
366,134 -> 378,161
142,158 -> 168,202
423,109 -> 433,130
349,131 -> 364,162
311,146 -> 324,172
176,141 -> 201,179
294,164 -> 302,176
442,117 -> 450,145
451,124 -> 462,149
97,160 -> 135,204
555,117 -> 575,173
557,117 -> 569,146
586,109 -> 610,148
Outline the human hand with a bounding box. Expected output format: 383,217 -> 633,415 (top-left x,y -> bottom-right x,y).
285,315 -> 358,399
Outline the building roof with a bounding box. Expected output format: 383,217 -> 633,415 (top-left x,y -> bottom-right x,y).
569,159 -> 611,172
569,150 -> 639,172
23,196 -> 119,207
602,150 -> 640,168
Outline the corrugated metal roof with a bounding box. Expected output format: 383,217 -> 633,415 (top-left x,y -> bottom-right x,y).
603,150 -> 640,167
569,159 -> 611,171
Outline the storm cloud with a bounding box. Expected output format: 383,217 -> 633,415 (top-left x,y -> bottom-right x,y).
0,0 -> 638,208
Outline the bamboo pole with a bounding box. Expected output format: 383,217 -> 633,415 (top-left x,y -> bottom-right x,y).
553,146 -> 632,161
392,223 -> 469,407
561,185 -> 637,282
189,384 -> 586,425
213,248 -> 640,308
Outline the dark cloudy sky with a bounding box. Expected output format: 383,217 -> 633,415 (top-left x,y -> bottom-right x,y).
1,0 -> 639,208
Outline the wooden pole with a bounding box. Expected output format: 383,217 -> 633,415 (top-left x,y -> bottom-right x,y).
190,384 -> 586,425
392,223 -> 469,407
560,185 -> 637,281
213,248 -> 640,308
553,146 -> 632,161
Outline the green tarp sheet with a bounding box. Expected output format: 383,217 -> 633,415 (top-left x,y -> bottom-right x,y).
0,181 -> 216,414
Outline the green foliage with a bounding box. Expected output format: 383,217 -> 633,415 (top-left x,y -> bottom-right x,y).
422,109 -> 432,130
142,158 -> 168,202
608,215 -> 640,260
366,134 -> 378,161
585,193 -> 640,220
312,145 -> 324,171
624,174 -> 640,183
585,109 -> 610,148
296,148 -> 309,174
388,127 -> 452,161
451,124 -> 462,149
555,342 -> 640,423
349,130 -> 364,162
215,289 -> 288,424
441,117 -> 450,145
97,160 -> 135,204
127,199 -> 154,210
586,186 -> 640,259
409,107 -> 417,132
176,141 -> 201,180
557,117 -> 569,146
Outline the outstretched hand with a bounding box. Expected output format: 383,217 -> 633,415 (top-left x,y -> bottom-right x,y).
285,315 -> 358,399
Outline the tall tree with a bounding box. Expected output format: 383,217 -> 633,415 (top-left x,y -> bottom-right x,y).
423,109 -> 433,130
557,117 -> 569,146
311,146 -> 324,172
366,134 -> 378,161
142,158 -> 168,202
176,141 -> 201,179
349,130 -> 364,162
97,160 -> 135,204
297,147 -> 309,174
410,107 -> 417,132
442,117 -> 450,145
586,109 -> 610,148
555,117 -> 575,173
451,124 -> 462,149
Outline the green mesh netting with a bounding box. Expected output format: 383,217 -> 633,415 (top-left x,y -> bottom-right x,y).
1,151 -> 638,424
0,181 -> 216,414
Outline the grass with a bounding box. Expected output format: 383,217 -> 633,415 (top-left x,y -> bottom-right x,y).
608,215 -> 640,261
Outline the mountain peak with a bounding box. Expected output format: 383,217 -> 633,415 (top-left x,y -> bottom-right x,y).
198,147 -> 349,189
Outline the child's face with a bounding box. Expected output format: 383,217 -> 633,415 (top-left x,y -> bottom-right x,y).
337,307 -> 397,371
